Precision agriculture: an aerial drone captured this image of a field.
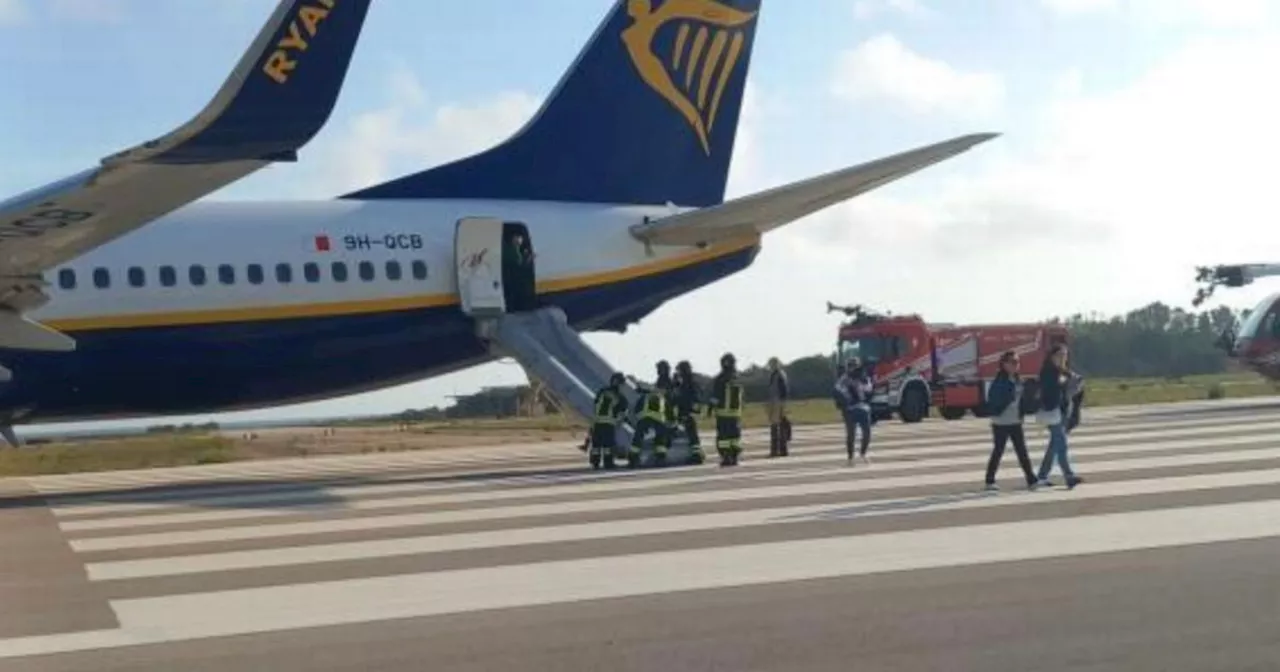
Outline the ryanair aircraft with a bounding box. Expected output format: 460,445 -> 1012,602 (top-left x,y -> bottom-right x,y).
0,0 -> 996,445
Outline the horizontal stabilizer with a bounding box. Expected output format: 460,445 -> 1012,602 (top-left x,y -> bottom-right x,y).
0,0 -> 371,277
630,133 -> 999,246
0,310 -> 75,352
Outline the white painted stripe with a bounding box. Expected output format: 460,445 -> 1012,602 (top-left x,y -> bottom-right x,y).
7,499 -> 1280,659
52,420 -> 1280,528
35,408 -> 1262,508
29,406 -> 1257,499
68,443 -> 1280,552
84,466 -> 1280,581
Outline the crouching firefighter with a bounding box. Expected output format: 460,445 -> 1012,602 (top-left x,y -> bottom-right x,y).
589,373 -> 629,470
708,352 -> 745,467
629,373 -> 672,468
673,360 -> 706,465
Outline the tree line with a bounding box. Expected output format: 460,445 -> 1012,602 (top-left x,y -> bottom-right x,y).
386,301 -> 1251,421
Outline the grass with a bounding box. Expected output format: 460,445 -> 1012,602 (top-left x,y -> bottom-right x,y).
0,435 -> 236,477
1,372 -> 1275,478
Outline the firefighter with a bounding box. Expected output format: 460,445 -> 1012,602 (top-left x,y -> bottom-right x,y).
766,357 -> 791,457
588,372 -> 629,470
672,360 -> 706,465
655,359 -> 679,451
707,352 -> 745,467
629,370 -> 671,468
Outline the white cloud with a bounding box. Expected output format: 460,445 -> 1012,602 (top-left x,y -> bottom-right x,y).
853,0 -> 936,20
0,0 -> 25,24
800,31 -> 1280,322
830,33 -> 1004,118
294,67 -> 541,197
1041,0 -> 1117,15
1042,0 -> 1275,27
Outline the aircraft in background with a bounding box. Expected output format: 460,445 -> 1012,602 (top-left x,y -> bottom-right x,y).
1193,263 -> 1280,381
0,0 -> 997,447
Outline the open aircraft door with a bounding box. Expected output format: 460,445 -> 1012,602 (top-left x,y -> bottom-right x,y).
455,217 -> 506,318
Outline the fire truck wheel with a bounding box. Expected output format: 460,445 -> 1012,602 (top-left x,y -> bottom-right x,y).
899,386 -> 928,423
939,406 -> 967,421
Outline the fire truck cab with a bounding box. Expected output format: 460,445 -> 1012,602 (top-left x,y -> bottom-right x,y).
830,303 -> 1070,423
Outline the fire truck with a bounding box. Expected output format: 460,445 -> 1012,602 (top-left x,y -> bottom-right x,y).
829,303 -> 1070,423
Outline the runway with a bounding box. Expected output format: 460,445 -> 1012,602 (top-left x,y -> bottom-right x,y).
2,397 -> 1279,671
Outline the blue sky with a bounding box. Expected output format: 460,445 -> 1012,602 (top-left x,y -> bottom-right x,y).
3,0 -> 1280,431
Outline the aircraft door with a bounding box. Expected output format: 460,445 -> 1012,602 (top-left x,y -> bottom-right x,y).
455,217 -> 506,318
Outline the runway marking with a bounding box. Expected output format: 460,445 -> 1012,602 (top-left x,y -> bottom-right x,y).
51,419 -> 1280,529
34,409 -> 1270,508
4,499 -> 1280,659
67,443 -> 1280,551
82,466 -> 1280,581
2,398 -> 1279,662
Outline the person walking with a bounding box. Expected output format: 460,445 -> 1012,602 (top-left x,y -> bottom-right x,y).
1035,344 -> 1083,489
835,358 -> 873,465
983,351 -> 1038,491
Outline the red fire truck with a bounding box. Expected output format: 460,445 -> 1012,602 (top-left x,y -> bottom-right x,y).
830,303 -> 1070,423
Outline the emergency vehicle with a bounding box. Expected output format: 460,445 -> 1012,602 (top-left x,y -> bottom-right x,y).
830,303 -> 1070,423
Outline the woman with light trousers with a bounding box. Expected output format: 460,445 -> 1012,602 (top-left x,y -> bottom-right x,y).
1035,344 -> 1084,489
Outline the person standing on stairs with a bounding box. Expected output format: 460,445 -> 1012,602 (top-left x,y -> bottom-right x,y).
588,372 -> 629,470
673,360 -> 706,465
502,231 -> 536,312
766,357 -> 791,457
708,352 -> 746,467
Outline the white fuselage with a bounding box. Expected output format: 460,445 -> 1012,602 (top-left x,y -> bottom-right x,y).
4,197 -> 758,423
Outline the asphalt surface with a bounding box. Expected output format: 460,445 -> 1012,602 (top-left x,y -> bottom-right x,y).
1,397 -> 1278,671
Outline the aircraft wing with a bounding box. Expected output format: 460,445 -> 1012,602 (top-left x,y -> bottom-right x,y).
629,133 -> 999,247
0,0 -> 372,333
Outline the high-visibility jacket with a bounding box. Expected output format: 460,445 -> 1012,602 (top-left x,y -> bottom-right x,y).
593,389 -> 626,424
710,374 -> 744,418
637,388 -> 666,420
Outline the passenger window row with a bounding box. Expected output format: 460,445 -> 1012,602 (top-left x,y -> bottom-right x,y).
56,260 -> 428,290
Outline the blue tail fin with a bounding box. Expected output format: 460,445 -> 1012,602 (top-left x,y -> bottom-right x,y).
342,0 -> 762,208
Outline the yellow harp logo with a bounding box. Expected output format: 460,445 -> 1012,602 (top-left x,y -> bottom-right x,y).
621,0 -> 756,156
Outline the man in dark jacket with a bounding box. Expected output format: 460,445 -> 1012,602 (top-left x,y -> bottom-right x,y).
766,357 -> 791,457
672,360 -> 705,465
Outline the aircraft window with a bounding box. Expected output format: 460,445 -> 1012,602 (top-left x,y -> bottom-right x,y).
159,266 -> 177,287
304,262 -> 320,283
189,265 -> 206,286
275,263 -> 292,283
58,269 -> 76,290
411,260 -> 427,280
385,260 -> 402,281
331,261 -> 348,282
358,261 -> 375,281
93,268 -> 110,289
247,264 -> 264,285
127,267 -> 145,288
218,264 -> 236,285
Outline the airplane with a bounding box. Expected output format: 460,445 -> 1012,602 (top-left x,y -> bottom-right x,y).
1193,263 -> 1280,381
0,0 -> 998,448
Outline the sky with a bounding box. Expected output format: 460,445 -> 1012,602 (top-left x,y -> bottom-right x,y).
2,0 -> 1280,430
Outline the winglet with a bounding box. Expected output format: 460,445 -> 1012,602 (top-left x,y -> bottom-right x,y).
102,0 -> 372,167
